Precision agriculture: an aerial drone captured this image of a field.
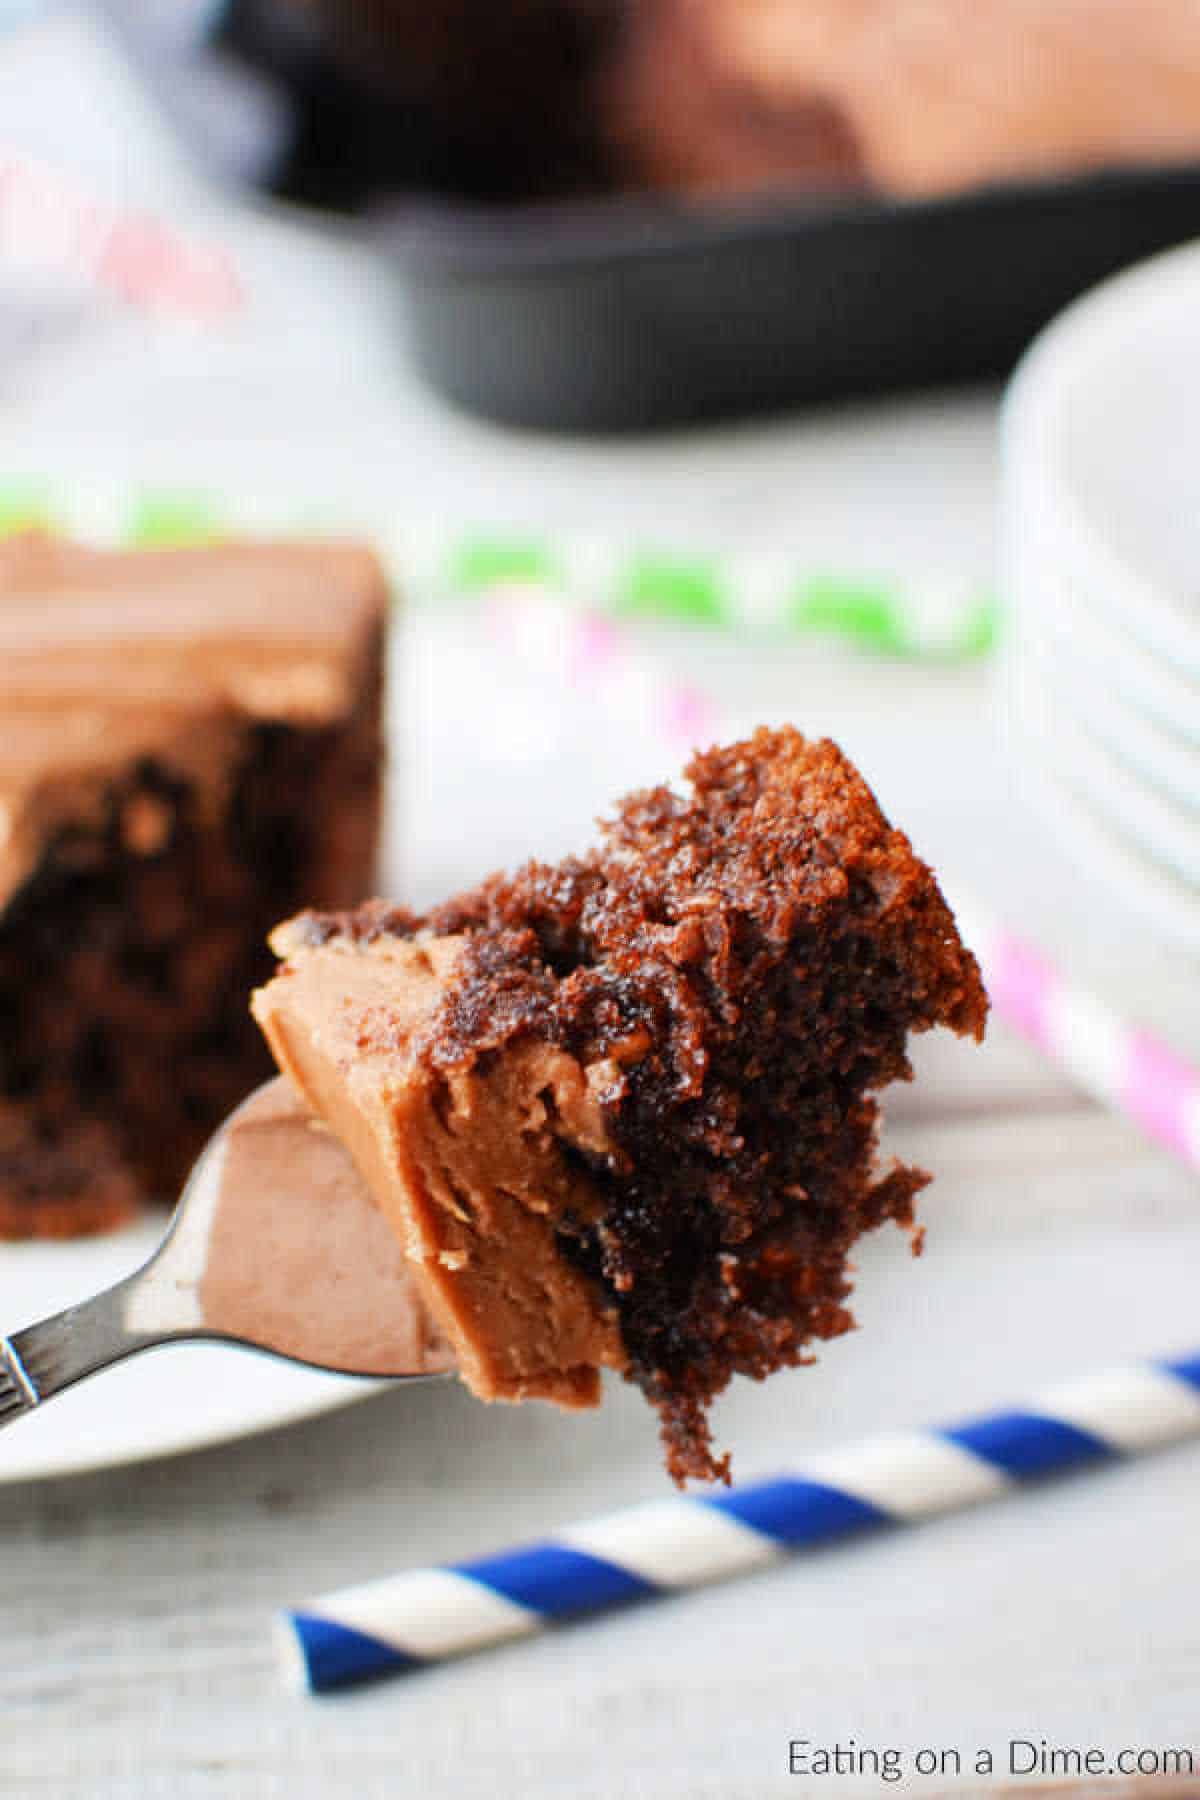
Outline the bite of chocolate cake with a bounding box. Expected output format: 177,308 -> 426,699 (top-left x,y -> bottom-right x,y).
255,727 -> 986,1481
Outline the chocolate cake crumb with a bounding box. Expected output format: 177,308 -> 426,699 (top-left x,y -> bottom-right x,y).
294,728 -> 986,1482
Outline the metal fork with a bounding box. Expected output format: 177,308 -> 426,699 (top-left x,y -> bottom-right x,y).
0,1079 -> 453,1432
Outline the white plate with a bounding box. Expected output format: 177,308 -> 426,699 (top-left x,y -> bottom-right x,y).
1001,248 -> 1200,942
1004,237 -> 1200,679
1006,465 -> 1200,747
1020,541 -> 1200,751
1017,617 -> 1200,820
1000,656 -> 1200,955
1007,643 -> 1200,888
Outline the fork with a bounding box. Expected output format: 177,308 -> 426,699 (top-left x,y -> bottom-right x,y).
0,1078 -> 454,1432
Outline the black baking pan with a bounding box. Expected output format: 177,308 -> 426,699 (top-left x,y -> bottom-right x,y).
384,166 -> 1200,433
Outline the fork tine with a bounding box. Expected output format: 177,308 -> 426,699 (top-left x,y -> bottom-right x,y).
0,1283 -> 143,1423
9,1319 -> 62,1397
0,1077 -> 457,1439
0,1342 -> 35,1426
0,1382 -> 31,1426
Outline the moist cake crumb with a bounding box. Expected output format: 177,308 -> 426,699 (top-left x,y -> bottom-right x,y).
262,727 -> 986,1481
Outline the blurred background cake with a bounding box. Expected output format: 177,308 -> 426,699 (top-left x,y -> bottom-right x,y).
204,0 -> 1200,209
0,536 -> 387,1237
601,0 -> 1200,199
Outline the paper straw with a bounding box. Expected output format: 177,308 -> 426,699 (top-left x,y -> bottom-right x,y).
0,487 -> 996,661
432,530 -> 997,660
951,893 -> 1200,1175
278,1351 -> 1200,1693
0,149 -> 243,322
482,590 -> 720,752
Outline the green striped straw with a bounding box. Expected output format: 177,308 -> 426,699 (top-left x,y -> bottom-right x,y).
436,530 -> 996,660
0,483 -> 997,661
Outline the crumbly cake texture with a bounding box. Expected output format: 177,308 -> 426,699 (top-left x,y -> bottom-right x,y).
260,729 -> 986,1481
0,535 -> 387,1239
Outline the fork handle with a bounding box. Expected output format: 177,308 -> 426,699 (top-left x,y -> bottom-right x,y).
0,1276 -> 161,1428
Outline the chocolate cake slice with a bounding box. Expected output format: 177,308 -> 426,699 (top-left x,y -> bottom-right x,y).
254,729 -> 986,1480
0,535 -> 387,1238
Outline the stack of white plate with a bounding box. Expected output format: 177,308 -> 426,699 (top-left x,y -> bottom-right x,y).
1002,241 -> 1200,955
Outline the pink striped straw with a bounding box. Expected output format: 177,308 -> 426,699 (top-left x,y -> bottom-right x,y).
484,590 -> 719,752
486,588 -> 1200,1177
949,892 -> 1200,1175
0,148 -> 243,321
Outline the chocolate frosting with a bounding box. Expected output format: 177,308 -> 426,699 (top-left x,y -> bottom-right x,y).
0,535 -> 386,908
199,1078 -> 452,1376
253,926 -> 626,1407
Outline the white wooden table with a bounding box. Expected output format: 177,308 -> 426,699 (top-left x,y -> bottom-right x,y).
2,121 -> 1199,1794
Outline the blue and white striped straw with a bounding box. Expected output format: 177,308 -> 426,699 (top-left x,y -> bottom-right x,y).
279,1351 -> 1200,1694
